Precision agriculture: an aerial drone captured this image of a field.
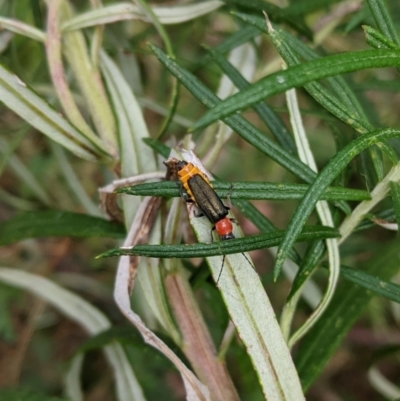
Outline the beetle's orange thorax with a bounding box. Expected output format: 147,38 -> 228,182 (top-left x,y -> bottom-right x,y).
177,162 -> 211,201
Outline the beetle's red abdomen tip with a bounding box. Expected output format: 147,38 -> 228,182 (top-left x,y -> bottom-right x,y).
215,218 -> 234,240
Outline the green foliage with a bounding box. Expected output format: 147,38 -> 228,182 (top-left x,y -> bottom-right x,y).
0,389 -> 70,401
118,180 -> 371,201
0,211 -> 125,245
296,240 -> 400,389
98,226 -> 340,259
1,1 -> 400,400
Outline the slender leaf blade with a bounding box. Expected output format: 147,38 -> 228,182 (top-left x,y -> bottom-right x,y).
191,49 -> 400,131
274,128 -> 400,279
150,44 -> 317,184
366,0 -> 400,45
98,226 -> 340,259
210,49 -> 297,153
0,64 -> 104,161
390,181 -> 400,226
0,211 -> 125,245
340,265 -> 400,304
295,241 -> 400,389
363,25 -> 400,50
0,389 -> 69,401
118,180 -> 371,201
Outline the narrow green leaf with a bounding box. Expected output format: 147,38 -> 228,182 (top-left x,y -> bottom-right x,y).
354,78 -> 400,91
60,1 -> 117,154
0,16 -> 46,41
195,24 -> 260,68
359,148 -> 378,190
264,19 -> 373,135
279,27 -> 398,169
191,49 -> 400,131
100,50 -> 157,222
390,181 -> 400,227
150,44 -> 316,184
223,0 -> 312,38
370,144 -> 384,182
345,5 -> 371,34
0,137 -> 51,206
61,3 -> 142,30
98,226 -> 340,259
237,13 -> 399,176
275,26 -> 367,119
340,265 -> 400,304
210,49 -> 297,153
233,199 -> 301,264
286,235 -> 326,303
61,1 -> 223,30
284,0 -> 343,17
51,143 -> 101,216
77,327 -> 142,353
0,389 -> 69,401
0,211 -> 125,245
46,1 -> 106,152
295,241 -> 400,389
133,0 -> 178,138
363,25 -> 400,50
379,142 -> 399,164
355,207 -> 396,231
142,138 -> 171,158
0,64 -> 105,161
244,13 -> 398,169
274,128 -> 400,280
366,0 -> 400,46
119,180 -> 371,201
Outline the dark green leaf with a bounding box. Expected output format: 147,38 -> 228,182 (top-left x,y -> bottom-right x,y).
369,144 -> 384,182
223,0 -> 312,38
340,265 -> 400,304
118,180 -> 371,201
378,142 -> 399,164
77,327 -> 142,354
0,211 -> 125,245
0,389 -> 70,401
366,0 -> 400,46
149,44 -> 317,184
262,17 -> 373,135
196,25 -> 260,68
354,78 -> 400,91
355,208 -> 396,231
358,148 -> 378,190
274,128 -> 400,280
233,198 -> 301,264
210,49 -> 297,153
0,283 -> 20,341
191,49 -> 400,131
275,26 -> 368,121
296,241 -> 400,389
286,241 -> 325,302
97,226 -> 340,259
284,0 -> 343,17
142,138 -> 171,158
363,25 -> 400,50
390,181 -> 400,227
345,5 -> 372,34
